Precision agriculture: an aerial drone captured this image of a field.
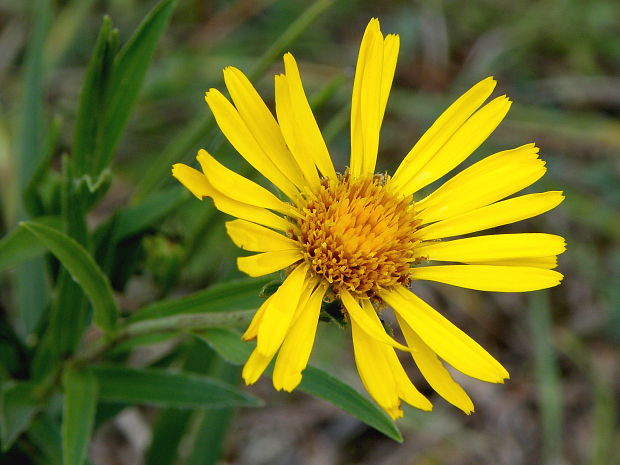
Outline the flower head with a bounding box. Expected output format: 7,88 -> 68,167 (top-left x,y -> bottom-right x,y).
172,18 -> 565,419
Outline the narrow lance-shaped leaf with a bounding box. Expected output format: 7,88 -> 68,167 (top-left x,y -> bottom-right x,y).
72,14 -> 117,178
62,366 -> 98,465
37,157 -> 92,359
0,216 -> 62,272
94,0 -> 177,174
129,276 -> 270,323
92,365 -> 262,409
19,221 -> 119,332
195,328 -> 403,442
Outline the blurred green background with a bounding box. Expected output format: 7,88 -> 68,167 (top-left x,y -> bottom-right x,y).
1,0 -> 619,464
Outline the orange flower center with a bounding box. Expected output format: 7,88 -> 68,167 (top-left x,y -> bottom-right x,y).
293,173 -> 420,299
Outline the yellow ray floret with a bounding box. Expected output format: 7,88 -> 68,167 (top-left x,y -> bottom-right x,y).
280,53 -> 337,181
350,18 -> 400,179
390,76 -> 497,194
237,249 -> 303,277
196,149 -> 298,217
381,286 -> 509,383
171,162 -> 292,231
415,233 -> 566,263
351,309 -> 432,419
205,88 -> 300,200
256,264 -> 310,358
273,283 -> 327,391
222,66 -> 307,191
274,73 -> 321,190
411,264 -> 563,292
415,144 -> 546,223
340,290 -> 410,352
396,312 -> 474,414
225,219 -> 298,252
417,191 -> 565,240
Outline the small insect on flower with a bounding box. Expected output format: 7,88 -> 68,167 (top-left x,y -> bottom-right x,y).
172,18 -> 565,419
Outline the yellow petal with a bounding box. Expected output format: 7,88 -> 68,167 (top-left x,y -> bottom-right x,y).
222,67 -> 306,190
205,88 -> 299,199
350,18 -> 384,178
226,219 -> 299,252
380,286 -> 508,383
242,347 -> 273,385
213,196 -> 292,232
171,163 -> 211,199
415,233 -> 566,263
197,149 -> 298,217
340,291 -> 410,352
241,294 -> 273,341
274,73 -> 321,190
380,34 -> 399,123
281,53 -> 337,181
417,191 -> 565,240
237,249 -> 302,277
391,76 -> 497,192
382,340 -> 433,413
173,161 -> 292,231
256,264 -> 309,357
415,144 -> 546,224
351,310 -> 431,418
397,96 -> 512,196
396,313 -> 474,414
350,314 -> 402,419
465,255 -> 559,269
272,283 -> 327,392
411,264 -> 564,292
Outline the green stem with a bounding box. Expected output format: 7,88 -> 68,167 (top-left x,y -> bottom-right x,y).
122,310 -> 256,337
75,310 -> 256,363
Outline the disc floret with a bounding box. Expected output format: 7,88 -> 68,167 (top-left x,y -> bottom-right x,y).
293,173 -> 420,299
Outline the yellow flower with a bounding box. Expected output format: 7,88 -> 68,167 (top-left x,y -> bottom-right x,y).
172,18 -> 565,419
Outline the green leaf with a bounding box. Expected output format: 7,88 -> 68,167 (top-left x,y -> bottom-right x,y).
196,328 -> 403,442
92,365 -> 262,409
0,216 -> 61,272
194,328 -> 251,366
19,221 -> 119,332
129,277 -> 270,323
32,271 -> 89,380
0,381 -> 42,451
94,0 -> 177,174
298,367 -> 402,442
62,366 -> 98,465
31,158 -> 91,374
72,15 -> 117,178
